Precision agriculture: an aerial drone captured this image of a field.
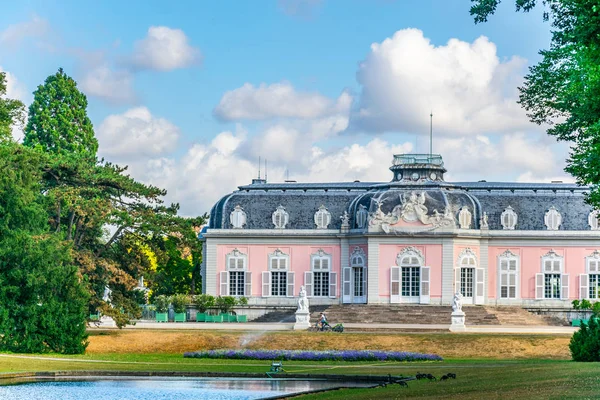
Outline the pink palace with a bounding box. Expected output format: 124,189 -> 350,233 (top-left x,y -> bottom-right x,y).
201,154 -> 600,308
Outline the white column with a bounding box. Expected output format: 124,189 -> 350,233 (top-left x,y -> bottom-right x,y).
204,240 -> 218,296
480,238 -> 489,305
367,239 -> 380,304
340,237 -> 349,305
441,238 -> 455,305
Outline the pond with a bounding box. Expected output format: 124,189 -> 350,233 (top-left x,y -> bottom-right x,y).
0,376 -> 375,400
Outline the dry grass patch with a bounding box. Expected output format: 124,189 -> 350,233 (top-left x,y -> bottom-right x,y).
87,330 -> 571,359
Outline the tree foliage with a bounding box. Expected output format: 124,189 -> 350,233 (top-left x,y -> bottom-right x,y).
0,72 -> 26,143
569,316 -> 600,361
0,143 -> 88,353
24,68 -> 98,159
470,0 -> 600,208
20,68 -> 207,328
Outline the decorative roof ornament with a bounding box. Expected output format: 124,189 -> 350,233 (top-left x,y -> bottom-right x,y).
314,205 -> 332,229
340,211 -> 350,232
356,204 -> 369,229
589,210 -> 600,231
229,205 -> 247,229
544,206 -> 562,231
500,206 -> 517,230
458,206 -> 472,229
480,212 -> 489,230
272,205 -> 289,229
499,249 -> 518,258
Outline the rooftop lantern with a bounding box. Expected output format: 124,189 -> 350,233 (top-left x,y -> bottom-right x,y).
389,154 -> 447,183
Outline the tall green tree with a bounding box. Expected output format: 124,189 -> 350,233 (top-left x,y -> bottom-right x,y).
0,143 -> 89,354
24,68 -> 98,159
470,0 -> 600,206
0,72 -> 26,143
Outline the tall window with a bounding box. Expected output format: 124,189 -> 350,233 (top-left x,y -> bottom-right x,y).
397,248 -> 422,298
498,250 -> 518,299
223,249 -> 249,297
311,250 -> 331,297
536,250 -> 565,300
587,252 -> 600,299
270,253 -> 288,296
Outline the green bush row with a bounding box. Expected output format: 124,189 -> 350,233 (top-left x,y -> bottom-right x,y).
572,300 -> 600,313
153,294 -> 248,314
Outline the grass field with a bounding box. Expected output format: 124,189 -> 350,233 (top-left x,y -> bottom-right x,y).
1,329 -> 597,399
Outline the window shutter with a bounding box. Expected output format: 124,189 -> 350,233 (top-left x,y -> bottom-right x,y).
579,274 -> 589,300
262,271 -> 271,297
322,258 -> 329,271
271,258 -> 278,270
304,271 -> 313,297
509,273 -> 517,298
535,273 -> 544,299
245,272 -> 252,297
342,267 -> 352,303
475,268 -> 485,305
329,272 -> 337,299
220,271 -> 229,296
229,258 -> 236,269
286,272 -> 295,297
553,260 -> 561,273
390,267 -> 400,303
237,258 -> 244,270
420,266 -> 430,304
561,274 -> 569,300
544,260 -> 552,272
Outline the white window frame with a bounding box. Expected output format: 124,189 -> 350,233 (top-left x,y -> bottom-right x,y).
223,249 -> 250,296
536,250 -> 567,300
544,206 -> 562,231
455,248 -> 484,305
497,250 -> 519,300
584,250 -> 600,300
314,205 -> 332,229
392,246 -> 427,304
500,206 -> 518,230
266,249 -> 293,297
272,205 -> 289,229
307,249 -> 335,298
344,247 -> 366,303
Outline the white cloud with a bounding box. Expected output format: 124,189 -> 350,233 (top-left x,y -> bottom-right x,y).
350,28 -> 530,136
97,107 -> 180,159
79,63 -> 135,104
214,82 -> 351,121
131,26 -> 201,71
0,15 -> 50,48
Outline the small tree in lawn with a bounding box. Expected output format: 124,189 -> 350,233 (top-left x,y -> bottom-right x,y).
569,314 -> 600,362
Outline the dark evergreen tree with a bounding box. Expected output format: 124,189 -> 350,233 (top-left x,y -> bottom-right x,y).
23,68 -> 98,159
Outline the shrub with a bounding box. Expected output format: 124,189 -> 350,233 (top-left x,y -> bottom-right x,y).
580,299 -> 593,310
572,300 -> 581,310
593,302 -> 600,315
237,296 -> 249,306
569,317 -> 600,361
215,296 -> 237,314
193,294 -> 215,313
171,294 -> 190,314
154,295 -> 170,313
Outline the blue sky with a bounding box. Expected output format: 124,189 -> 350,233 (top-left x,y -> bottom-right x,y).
0,0 -> 568,215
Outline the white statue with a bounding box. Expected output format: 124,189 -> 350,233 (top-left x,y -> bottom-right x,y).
341,211 -> 350,227
452,292 -> 463,313
102,285 -> 112,305
297,285 -> 309,312
480,212 -> 489,229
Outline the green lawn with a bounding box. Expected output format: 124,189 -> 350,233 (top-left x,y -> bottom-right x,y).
0,353 -> 598,399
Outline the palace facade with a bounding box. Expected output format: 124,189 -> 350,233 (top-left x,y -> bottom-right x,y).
201,154 -> 600,307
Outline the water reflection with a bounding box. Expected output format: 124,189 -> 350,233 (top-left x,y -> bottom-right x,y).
0,377 -> 374,400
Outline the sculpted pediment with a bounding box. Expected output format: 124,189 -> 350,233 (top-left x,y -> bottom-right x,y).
367,190 -> 456,233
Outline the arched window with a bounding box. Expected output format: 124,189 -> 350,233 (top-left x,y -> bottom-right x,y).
498,250 -> 518,299
272,205 -> 289,229
355,205 -> 368,229
500,206 -> 518,230
221,249 -> 250,296
390,247 -> 429,304
455,248 -> 484,305
343,247 -> 367,304
589,210 -> 600,231
536,250 -> 567,300
229,205 -> 247,229
458,206 -> 472,229
314,205 -> 331,229
544,206 -> 562,231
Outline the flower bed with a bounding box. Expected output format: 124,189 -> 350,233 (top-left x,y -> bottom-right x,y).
183,349 -> 442,362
